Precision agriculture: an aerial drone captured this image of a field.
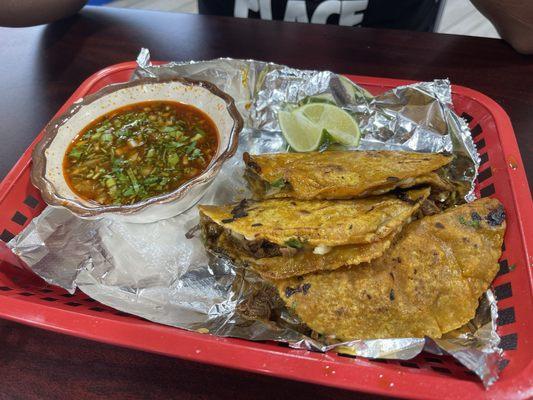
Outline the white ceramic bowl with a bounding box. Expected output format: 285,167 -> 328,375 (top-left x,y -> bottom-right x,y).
31,77 -> 243,223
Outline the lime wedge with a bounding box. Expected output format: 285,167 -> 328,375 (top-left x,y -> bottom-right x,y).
278,110 -> 323,152
299,103 -> 361,146
278,103 -> 360,152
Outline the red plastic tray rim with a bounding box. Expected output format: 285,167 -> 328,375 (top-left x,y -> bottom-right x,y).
0,62 -> 531,400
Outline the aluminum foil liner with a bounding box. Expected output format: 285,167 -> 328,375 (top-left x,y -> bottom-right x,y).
8,49 -> 501,387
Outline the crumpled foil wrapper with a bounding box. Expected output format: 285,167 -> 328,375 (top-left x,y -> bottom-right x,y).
8,49 -> 502,387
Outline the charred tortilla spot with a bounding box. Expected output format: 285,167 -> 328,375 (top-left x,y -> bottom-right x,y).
389,289 -> 395,301
386,176 -> 400,182
435,222 -> 445,229
486,205 -> 505,226
231,200 -> 249,219
251,223 -> 263,227
285,283 -> 311,298
221,218 -> 235,224
302,283 -> 311,294
285,286 -> 298,298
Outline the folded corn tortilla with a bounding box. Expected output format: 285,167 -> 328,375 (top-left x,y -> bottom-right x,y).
276,198 -> 506,340
199,187 -> 430,249
243,150 -> 453,200
199,188 -> 430,278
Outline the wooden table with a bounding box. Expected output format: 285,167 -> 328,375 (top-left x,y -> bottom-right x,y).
0,6 -> 531,400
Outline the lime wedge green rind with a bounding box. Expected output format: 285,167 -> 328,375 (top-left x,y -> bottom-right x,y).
278,102 -> 361,152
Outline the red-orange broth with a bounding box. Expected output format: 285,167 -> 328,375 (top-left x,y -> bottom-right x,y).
63,101 -> 218,205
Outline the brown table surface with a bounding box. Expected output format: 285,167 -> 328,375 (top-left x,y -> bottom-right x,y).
0,6 -> 532,400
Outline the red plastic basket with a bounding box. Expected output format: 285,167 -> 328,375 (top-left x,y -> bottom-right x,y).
0,62 -> 531,400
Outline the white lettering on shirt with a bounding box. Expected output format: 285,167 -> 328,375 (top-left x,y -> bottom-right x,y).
339,0 -> 368,26
235,1 -> 367,26
284,0 -> 310,23
310,0 -> 341,24
310,0 -> 367,25
234,0 -> 272,19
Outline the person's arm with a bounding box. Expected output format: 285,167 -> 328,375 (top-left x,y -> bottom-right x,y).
0,0 -> 87,27
470,0 -> 533,55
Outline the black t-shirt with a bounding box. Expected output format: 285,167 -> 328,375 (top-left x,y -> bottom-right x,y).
198,0 -> 442,32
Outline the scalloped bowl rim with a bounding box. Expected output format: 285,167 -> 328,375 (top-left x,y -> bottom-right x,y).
31,77 -> 243,218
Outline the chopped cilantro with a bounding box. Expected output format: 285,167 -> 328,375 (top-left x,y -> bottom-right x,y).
100,133 -> 113,142
168,153 -> 181,167
143,176 -> 160,186
63,102 -> 216,205
185,141 -> 197,154
284,237 -> 304,249
270,178 -> 287,188
189,148 -> 203,160
458,215 -> 480,228
68,147 -> 83,159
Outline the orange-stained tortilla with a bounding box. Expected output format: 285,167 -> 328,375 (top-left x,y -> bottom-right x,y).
200,188 -> 430,279
244,150 -> 453,200
199,188 -> 430,248
277,198 -> 506,340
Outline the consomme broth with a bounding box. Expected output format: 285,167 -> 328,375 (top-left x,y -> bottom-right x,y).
63,101 -> 218,205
